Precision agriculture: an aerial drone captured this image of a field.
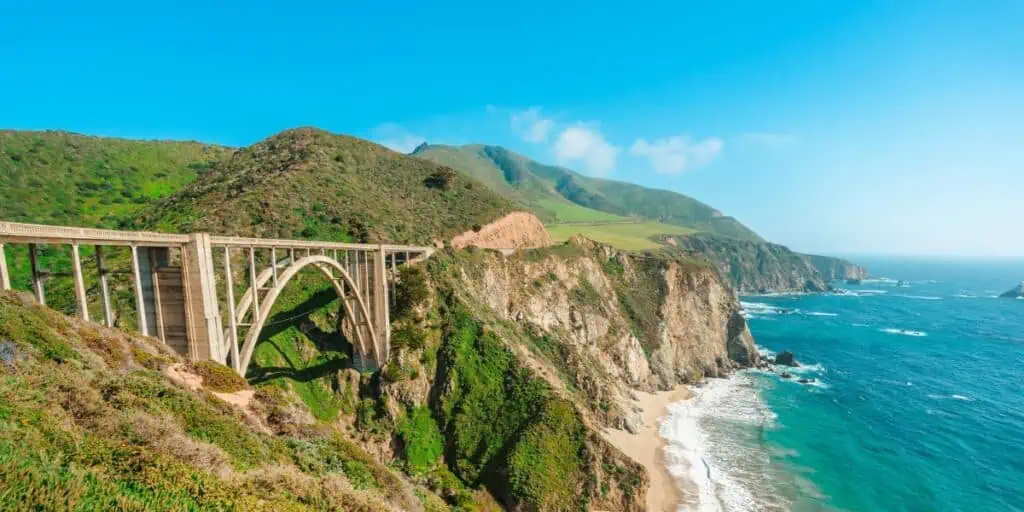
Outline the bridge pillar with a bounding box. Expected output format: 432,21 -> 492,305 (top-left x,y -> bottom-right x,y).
181,234 -> 225,363
373,246 -> 390,362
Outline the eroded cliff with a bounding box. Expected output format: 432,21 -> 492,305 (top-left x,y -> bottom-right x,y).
663,234 -> 868,293
376,236 -> 759,511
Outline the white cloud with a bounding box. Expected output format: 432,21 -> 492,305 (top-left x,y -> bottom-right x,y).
629,135 -> 723,174
510,107 -> 555,143
372,122 -> 426,153
553,125 -> 621,176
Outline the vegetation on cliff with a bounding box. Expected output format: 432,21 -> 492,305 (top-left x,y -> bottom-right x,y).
0,291 -> 431,511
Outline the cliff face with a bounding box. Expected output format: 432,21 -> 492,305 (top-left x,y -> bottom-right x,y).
806,254 -> 868,281
662,234 -> 867,293
378,236 -> 759,511
454,237 -> 758,395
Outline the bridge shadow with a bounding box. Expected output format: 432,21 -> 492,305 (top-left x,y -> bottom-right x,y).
245,286 -> 356,385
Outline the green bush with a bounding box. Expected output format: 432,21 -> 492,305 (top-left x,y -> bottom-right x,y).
397,407 -> 443,475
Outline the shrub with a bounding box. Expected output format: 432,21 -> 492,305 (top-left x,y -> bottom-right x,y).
424,166 -> 457,190
397,407 -> 443,475
394,266 -> 429,319
189,360 -> 247,393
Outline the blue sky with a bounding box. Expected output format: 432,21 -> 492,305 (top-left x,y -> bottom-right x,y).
2,1 -> 1022,256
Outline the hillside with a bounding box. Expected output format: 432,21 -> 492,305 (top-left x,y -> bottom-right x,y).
0,130 -> 231,228
663,234 -> 867,293
0,290 -> 448,511
412,143 -> 762,242
136,129 -> 516,244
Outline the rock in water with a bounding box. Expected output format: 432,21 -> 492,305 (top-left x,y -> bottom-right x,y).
999,281 -> 1024,299
775,351 -> 798,366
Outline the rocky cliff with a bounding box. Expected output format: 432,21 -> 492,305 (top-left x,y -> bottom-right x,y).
805,253 -> 869,281
1000,281 -> 1024,299
374,236 -> 758,511
662,234 -> 867,293
364,236 -> 757,512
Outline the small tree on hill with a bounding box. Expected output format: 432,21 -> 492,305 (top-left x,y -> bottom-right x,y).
424,166 -> 457,190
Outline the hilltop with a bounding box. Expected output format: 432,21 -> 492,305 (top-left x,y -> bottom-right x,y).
136,129 -> 515,244
0,130 -> 231,228
412,143 -> 762,246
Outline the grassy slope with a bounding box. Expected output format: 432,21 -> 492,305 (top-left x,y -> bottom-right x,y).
0,291 -> 428,512
412,143 -> 762,245
0,130 -> 234,322
136,128 -> 515,245
0,130 -> 231,228
547,222 -> 696,250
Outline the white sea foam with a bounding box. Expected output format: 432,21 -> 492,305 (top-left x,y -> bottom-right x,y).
880,328 -> 927,337
661,374 -> 788,511
852,323 -> 869,327
803,311 -> 838,317
927,393 -> 973,401
897,295 -> 942,301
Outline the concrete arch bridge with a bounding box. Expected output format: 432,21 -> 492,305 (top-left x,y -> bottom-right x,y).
0,221 -> 432,375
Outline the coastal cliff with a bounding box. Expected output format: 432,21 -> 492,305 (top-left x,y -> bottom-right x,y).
377,236 -> 759,510
662,234 -> 867,293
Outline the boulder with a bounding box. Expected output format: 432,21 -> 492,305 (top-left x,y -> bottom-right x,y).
781,372 -> 793,379
774,351 -> 798,367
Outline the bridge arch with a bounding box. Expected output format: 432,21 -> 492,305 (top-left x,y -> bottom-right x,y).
235,255 -> 380,376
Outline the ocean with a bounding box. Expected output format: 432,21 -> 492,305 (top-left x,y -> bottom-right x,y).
661,257 -> 1024,511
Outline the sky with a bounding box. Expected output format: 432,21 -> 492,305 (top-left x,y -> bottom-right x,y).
2,1 -> 1022,257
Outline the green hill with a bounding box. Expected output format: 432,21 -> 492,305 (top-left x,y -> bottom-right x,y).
0,130 -> 232,228
412,143 -> 762,242
136,129 -> 514,244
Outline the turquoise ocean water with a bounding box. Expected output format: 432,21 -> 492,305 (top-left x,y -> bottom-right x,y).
661,258 -> 1024,511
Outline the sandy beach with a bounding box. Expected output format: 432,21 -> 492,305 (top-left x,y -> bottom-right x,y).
603,386 -> 693,512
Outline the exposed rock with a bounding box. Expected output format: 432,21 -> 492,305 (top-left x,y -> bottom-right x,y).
726,311 -> 759,366
999,281 -> 1024,299
781,372 -> 793,379
798,377 -> 815,384
662,234 -> 866,293
623,412 -> 643,434
775,351 -> 798,367
450,211 -> 552,250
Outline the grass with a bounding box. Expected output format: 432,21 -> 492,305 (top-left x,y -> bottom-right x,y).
0,291 -> 423,511
414,142 -> 763,241
0,130 -> 231,229
135,128 -> 515,245
546,221 -> 696,250
433,300 -> 589,510
533,197 -> 631,223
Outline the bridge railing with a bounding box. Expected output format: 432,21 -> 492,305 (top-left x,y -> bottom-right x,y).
0,221 -> 433,374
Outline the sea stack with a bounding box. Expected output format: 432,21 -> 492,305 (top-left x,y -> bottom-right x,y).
999,281 -> 1024,299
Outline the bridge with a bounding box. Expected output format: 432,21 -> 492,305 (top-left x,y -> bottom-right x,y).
0,221 -> 433,375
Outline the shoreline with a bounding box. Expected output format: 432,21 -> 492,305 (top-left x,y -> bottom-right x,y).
603,385 -> 693,512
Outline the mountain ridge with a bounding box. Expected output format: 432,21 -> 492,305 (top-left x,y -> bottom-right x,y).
412,143 -> 763,242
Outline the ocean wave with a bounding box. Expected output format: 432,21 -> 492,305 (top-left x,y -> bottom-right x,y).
661,374 -> 784,511
880,328 -> 927,337
897,295 -> 942,301
927,393 -> 973,401
740,302 -> 837,319
852,323 -> 869,327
